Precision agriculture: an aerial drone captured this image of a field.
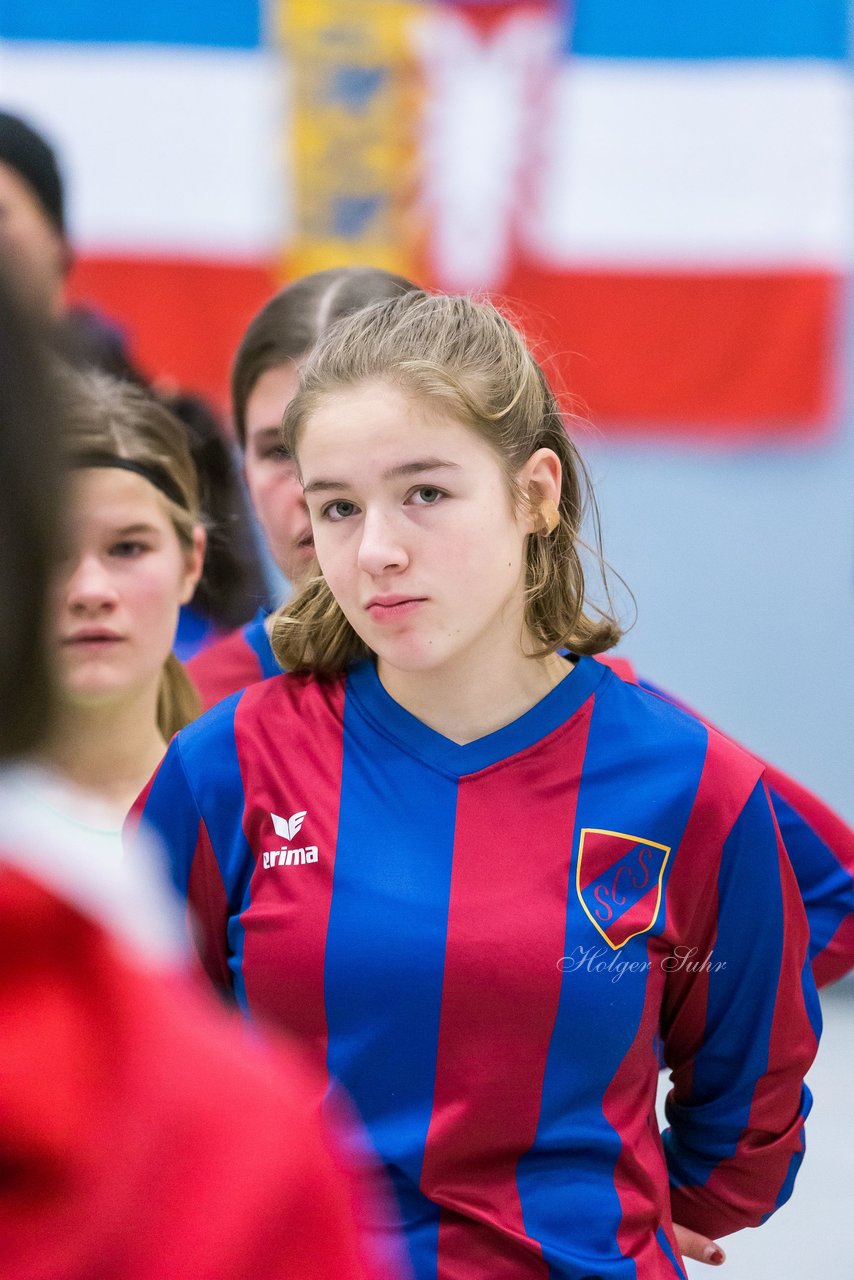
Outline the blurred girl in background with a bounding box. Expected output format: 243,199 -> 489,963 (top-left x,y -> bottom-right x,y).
188,265 -> 417,708
42,373 -> 205,832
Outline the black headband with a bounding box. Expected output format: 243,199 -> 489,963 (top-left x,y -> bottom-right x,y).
69,451 -> 187,510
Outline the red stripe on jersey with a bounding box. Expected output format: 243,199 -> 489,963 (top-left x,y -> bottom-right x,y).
601,944 -> 680,1275
188,627 -> 264,712
236,675 -> 346,1073
188,820 -> 232,991
420,702 -> 594,1279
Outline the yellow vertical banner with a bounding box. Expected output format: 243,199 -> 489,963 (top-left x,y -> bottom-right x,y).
278,0 -> 425,281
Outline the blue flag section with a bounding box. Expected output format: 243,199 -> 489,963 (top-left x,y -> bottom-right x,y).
566,0 -> 851,60
0,0 -> 262,47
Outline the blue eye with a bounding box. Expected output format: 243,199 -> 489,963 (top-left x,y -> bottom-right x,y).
323,500 -> 359,522
410,486 -> 444,506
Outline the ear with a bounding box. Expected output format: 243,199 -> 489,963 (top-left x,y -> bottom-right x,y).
517,447 -> 562,532
179,524 -> 207,604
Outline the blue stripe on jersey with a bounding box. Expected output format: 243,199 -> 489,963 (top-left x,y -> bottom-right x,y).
0,0 -> 261,46
346,654 -> 606,776
242,609 -> 282,679
565,0 -> 849,60
517,682 -> 706,1276
687,782 -> 782,1133
173,693 -> 257,1006
770,787 -> 854,964
324,680 -> 461,1277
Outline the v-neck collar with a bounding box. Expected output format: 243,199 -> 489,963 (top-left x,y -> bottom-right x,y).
346,655 -> 608,777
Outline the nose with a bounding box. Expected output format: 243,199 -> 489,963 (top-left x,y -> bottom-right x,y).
356,507 -> 409,577
64,554 -> 119,615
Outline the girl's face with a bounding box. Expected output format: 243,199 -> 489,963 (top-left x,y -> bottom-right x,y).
243,362 -> 316,586
299,379 -> 555,684
54,468 -> 204,708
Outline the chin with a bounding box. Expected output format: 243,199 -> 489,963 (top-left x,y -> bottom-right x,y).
373,639 -> 450,675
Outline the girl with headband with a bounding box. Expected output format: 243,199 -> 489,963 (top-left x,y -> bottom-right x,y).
43,372 -> 205,836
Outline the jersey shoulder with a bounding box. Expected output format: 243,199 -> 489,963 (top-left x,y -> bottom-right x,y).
595,660 -> 765,799
177,670 -> 347,774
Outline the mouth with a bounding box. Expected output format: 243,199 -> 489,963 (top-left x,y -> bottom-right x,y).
62,631 -> 124,647
365,596 -> 427,622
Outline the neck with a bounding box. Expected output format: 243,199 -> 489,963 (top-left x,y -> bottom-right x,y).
377,636 -> 572,745
42,685 -> 167,815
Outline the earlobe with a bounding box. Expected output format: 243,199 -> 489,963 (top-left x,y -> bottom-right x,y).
538,498 -> 560,534
521,447 -> 562,533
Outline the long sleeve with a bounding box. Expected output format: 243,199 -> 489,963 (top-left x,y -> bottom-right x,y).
661,775 -> 821,1237
761,759 -> 854,988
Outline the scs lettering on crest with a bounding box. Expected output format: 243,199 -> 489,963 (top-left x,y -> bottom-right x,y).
576,828 -> 671,949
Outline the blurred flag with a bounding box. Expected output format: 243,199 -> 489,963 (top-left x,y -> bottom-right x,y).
418,0 -> 853,438
1,0 -> 850,437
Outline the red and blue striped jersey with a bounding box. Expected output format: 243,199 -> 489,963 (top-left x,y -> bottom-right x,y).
187,608 -> 280,712
187,623 -> 854,988
137,656 -> 819,1280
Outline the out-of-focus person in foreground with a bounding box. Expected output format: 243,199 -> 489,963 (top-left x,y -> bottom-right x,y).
0,266 -> 402,1280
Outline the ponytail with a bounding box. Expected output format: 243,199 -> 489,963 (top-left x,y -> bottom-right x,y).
157,653 -> 202,740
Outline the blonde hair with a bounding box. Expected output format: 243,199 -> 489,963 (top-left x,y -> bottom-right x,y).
272,292 -> 622,675
63,371 -> 202,736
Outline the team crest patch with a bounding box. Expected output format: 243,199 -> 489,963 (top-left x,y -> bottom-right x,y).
576,828 -> 671,950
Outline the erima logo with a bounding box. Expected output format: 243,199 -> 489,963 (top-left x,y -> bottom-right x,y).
263,846 -> 318,868
263,809 -> 317,869
271,810 -> 306,841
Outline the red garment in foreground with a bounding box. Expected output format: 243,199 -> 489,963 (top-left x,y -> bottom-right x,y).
0,863 -> 387,1280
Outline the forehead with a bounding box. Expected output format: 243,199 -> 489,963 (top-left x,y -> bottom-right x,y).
0,159 -> 52,225
245,363 -> 302,438
299,379 -> 490,468
69,466 -> 172,530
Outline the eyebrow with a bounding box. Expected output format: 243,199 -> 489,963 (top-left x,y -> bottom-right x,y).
251,426 -> 286,446
113,523 -> 161,537
303,458 -> 461,495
